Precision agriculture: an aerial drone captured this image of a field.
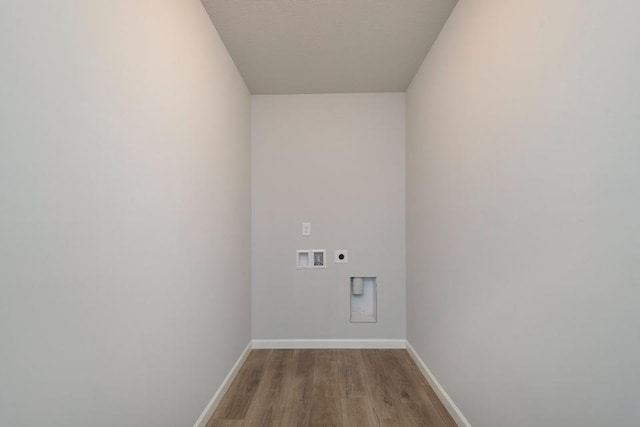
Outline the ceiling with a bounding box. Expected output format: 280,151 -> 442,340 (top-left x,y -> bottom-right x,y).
201,0 -> 458,94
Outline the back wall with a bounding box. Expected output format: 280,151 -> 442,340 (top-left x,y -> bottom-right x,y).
252,93 -> 406,341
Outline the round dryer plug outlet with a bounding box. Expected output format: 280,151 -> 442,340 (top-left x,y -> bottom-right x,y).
334,250 -> 349,263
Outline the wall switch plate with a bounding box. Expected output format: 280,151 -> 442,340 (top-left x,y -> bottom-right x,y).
302,222 -> 311,236
335,250 -> 349,263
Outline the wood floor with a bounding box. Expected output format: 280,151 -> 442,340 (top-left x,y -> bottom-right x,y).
207,349 -> 457,427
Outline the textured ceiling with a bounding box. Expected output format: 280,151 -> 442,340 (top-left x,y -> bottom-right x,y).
202,0 -> 457,94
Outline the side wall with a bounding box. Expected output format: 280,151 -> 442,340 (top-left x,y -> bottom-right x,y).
252,93 -> 406,341
0,2 -> 251,426
406,1 -> 640,426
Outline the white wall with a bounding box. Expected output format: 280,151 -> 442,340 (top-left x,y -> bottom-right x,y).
252,93 -> 406,340
0,2 -> 251,426
406,1 -> 640,426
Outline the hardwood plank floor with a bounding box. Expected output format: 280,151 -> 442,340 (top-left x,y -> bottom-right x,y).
207,349 -> 457,427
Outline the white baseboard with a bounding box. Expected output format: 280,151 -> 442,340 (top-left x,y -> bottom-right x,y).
252,339 -> 406,349
193,341 -> 252,427
406,341 -> 472,427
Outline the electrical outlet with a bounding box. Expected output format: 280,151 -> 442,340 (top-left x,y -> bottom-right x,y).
312,249 -> 326,268
335,250 -> 348,263
302,222 -> 311,236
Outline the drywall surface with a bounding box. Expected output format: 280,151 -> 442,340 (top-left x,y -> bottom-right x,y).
406,1 -> 640,426
252,93 -> 406,340
202,0 -> 457,94
0,2 -> 250,426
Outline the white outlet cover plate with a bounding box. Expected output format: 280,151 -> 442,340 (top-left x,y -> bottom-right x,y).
312,249 -> 326,268
335,250 -> 349,263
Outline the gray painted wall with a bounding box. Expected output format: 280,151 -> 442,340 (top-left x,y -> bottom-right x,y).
406,1 -> 640,426
252,93 -> 406,340
0,2 -> 251,426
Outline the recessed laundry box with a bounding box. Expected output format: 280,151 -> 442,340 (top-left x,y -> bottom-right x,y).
350,277 -> 377,323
